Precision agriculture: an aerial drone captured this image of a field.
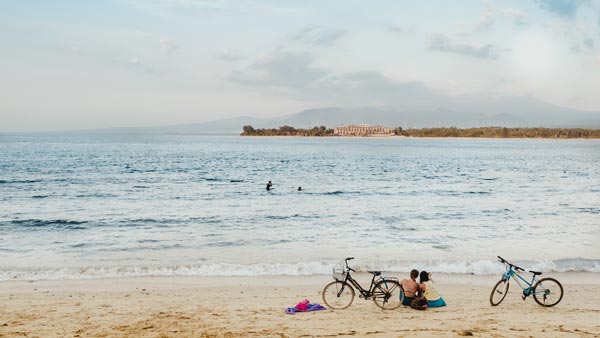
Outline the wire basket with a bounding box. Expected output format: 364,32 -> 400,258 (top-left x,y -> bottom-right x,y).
332,265 -> 346,281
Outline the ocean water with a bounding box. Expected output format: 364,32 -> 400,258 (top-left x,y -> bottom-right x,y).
0,134 -> 599,280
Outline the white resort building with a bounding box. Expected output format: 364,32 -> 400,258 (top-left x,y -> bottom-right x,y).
333,124 -> 395,136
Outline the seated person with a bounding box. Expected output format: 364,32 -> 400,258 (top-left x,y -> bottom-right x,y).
419,271 -> 447,308
400,269 -> 420,306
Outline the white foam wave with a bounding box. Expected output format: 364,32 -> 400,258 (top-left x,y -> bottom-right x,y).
1,258 -> 598,281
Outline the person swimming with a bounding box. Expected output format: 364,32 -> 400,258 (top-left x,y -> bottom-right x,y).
266,181 -> 273,191
298,186 -> 302,191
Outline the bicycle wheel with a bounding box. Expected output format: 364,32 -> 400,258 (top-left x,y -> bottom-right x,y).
489,279 -> 510,306
532,277 -> 563,307
322,281 -> 355,310
372,280 -> 403,310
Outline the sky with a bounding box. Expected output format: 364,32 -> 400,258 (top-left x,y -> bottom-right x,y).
1,0 -> 600,131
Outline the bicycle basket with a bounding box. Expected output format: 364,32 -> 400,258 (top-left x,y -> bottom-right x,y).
332,265 -> 347,281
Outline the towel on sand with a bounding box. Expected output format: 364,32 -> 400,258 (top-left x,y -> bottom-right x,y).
285,299 -> 326,314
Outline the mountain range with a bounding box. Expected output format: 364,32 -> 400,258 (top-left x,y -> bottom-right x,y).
151,94 -> 600,134
25,94 -> 600,135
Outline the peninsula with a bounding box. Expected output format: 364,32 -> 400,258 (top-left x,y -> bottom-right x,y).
241,125 -> 600,138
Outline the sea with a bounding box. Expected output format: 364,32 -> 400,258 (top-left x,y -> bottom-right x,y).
0,134 -> 599,281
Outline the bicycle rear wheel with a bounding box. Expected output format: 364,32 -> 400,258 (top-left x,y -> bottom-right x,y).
322,281 -> 355,310
532,277 -> 563,307
489,279 -> 510,306
372,280 -> 403,310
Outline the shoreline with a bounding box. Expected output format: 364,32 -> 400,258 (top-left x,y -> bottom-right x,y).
2,273 -> 599,337
240,135 -> 600,140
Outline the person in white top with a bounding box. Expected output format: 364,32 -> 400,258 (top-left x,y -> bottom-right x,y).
418,271 -> 447,308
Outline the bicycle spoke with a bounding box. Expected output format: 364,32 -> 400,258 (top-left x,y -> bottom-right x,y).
533,278 -> 563,307
372,280 -> 403,310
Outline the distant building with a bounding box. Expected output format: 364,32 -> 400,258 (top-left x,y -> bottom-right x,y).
333,124 -> 394,136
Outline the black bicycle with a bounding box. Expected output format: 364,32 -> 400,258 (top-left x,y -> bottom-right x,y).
322,257 -> 404,310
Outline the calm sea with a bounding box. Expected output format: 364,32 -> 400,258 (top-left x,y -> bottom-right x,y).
0,134 -> 598,280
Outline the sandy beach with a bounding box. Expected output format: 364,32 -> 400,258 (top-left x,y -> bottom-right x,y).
1,272 -> 598,338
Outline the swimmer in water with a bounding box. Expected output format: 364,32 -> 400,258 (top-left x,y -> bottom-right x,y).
298,186 -> 302,191
266,181 -> 273,191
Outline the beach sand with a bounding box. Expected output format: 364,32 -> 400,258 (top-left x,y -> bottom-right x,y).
1,273 -> 598,338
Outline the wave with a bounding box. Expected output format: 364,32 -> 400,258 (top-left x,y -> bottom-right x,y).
578,207 -> 600,214
0,179 -> 42,184
6,219 -> 87,228
2,258 -> 598,281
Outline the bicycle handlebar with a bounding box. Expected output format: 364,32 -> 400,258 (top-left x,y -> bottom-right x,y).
497,256 -> 524,271
344,257 -> 355,272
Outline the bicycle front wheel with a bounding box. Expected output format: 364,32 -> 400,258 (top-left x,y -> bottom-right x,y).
372,280 -> 403,310
532,277 -> 563,307
322,281 -> 355,310
489,279 -> 510,306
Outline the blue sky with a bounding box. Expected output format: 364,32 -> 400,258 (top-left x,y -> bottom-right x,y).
1,0 -> 600,131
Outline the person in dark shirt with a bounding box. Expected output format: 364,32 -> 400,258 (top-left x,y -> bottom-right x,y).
266,181 -> 273,191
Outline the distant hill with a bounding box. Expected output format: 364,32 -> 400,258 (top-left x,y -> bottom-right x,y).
30,95 -> 599,135
164,95 -> 600,134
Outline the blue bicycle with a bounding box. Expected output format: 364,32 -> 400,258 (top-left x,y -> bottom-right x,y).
490,256 -> 563,307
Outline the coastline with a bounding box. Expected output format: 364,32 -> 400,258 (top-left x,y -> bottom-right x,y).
2,273 -> 599,337
240,135 -> 600,140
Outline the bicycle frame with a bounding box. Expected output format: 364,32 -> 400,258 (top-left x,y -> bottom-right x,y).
336,257 -> 397,299
505,267 -> 533,287
341,272 -> 382,298
503,265 -> 547,297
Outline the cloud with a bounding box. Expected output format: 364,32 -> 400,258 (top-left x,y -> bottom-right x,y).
461,2 -> 527,35
535,0 -> 589,18
474,11 -> 494,31
228,50 -> 447,108
387,24 -> 415,34
216,49 -> 244,62
287,26 -> 346,47
428,34 -> 500,59
160,38 -> 178,54
126,57 -> 154,74
123,0 -> 303,18
499,8 -> 528,26
388,25 -> 403,33
307,72 -> 446,107
229,50 -> 328,88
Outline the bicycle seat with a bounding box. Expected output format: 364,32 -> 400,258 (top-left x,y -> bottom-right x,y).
529,270 -> 542,276
368,271 -> 381,276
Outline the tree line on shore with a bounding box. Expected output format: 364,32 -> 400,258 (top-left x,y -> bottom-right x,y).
241,125 -> 600,138
242,125 -> 334,136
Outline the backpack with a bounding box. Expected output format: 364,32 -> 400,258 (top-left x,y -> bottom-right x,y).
410,288 -> 428,310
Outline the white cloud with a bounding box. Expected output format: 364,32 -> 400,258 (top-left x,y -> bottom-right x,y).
287,26 -> 346,47
474,12 -> 494,31
429,34 -> 500,59
216,49 -> 244,62
229,50 -> 328,88
499,8 -> 528,26
160,38 -> 178,54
